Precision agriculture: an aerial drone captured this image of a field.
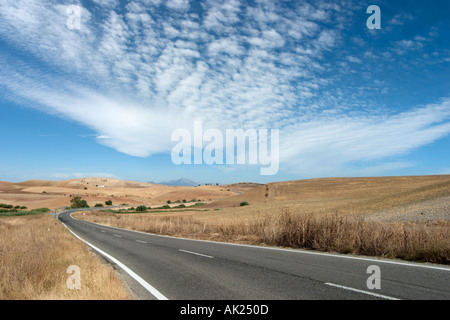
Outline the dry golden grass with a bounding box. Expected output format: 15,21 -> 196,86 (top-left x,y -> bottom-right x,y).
72,175 -> 450,266
207,175 -> 450,212
0,214 -> 131,300
259,210 -> 449,264
77,208 -> 450,265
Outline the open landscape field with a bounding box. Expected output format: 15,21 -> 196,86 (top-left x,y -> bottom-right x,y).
1,174 -> 449,300
69,175 -> 450,264
0,177 -> 241,211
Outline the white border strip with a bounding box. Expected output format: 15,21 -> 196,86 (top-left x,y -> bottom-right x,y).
60,221 -> 168,300
325,283 -> 400,300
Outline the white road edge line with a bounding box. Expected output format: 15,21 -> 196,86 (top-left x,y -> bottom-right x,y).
325,282 -> 400,300
60,221 -> 169,300
179,249 -> 214,259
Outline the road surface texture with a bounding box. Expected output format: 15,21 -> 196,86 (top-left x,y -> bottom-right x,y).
58,209 -> 450,300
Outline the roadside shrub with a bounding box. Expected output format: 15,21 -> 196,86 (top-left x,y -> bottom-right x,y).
105,200 -> 113,206
0,209 -> 16,214
240,201 -> 250,206
136,205 -> 147,212
70,196 -> 89,209
192,202 -> 206,207
30,208 -> 50,213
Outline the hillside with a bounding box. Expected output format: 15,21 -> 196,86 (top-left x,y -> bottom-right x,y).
1,175 -> 449,220
205,175 -> 450,218
0,177 -> 246,210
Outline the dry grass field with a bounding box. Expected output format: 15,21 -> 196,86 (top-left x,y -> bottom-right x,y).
1,174 -> 449,300
0,177 -> 242,299
0,213 -> 131,299
74,175 -> 450,264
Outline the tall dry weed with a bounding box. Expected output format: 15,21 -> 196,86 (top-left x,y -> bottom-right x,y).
0,214 -> 131,299
250,210 -> 449,264
78,209 -> 449,264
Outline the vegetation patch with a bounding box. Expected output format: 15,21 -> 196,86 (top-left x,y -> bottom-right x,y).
78,209 -> 450,265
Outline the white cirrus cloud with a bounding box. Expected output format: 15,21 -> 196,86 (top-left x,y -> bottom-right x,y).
0,0 -> 449,177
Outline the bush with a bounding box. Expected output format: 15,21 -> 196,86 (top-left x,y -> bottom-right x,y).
0,209 -> 15,213
192,202 -> 206,207
31,208 -> 50,213
240,201 -> 250,206
94,203 -> 104,207
70,196 -> 89,209
136,205 -> 147,212
105,200 -> 112,206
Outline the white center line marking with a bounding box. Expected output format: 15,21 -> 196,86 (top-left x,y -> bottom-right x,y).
179,249 -> 214,259
325,283 -> 400,300
136,240 -> 147,244
113,234 -> 122,238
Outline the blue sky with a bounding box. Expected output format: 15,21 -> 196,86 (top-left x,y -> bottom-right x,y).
0,0 -> 449,184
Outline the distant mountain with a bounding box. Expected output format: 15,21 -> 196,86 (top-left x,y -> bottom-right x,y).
150,178 -> 202,187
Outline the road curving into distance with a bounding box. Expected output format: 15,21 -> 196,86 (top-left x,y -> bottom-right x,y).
58,208 -> 450,300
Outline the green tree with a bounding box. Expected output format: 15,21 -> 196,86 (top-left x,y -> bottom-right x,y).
70,196 -> 89,208
105,200 -> 113,206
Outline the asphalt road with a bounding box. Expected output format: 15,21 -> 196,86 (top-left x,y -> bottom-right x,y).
58,209 -> 450,300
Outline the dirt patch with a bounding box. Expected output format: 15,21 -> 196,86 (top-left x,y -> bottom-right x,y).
366,195 -> 450,222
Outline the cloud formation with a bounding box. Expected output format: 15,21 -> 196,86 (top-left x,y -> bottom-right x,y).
0,0 -> 449,176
